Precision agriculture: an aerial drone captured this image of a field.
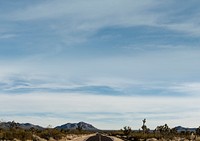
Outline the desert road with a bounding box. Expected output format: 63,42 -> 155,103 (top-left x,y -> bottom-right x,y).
86,133 -> 113,141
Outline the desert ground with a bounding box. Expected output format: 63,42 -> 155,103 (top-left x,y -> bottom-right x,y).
30,134 -> 123,141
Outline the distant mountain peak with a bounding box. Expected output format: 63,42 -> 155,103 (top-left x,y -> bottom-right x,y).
55,121 -> 98,131
174,126 -> 196,132
0,121 -> 43,130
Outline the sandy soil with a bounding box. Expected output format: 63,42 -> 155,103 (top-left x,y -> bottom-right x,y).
58,134 -> 95,141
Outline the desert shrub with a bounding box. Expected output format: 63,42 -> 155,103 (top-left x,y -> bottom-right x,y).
37,129 -> 51,140
13,129 -> 33,141
0,129 -> 33,141
37,129 -> 63,140
49,129 -> 63,140
3,131 -> 14,140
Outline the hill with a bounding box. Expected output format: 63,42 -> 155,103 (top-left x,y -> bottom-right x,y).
174,126 -> 196,133
0,121 -> 43,130
55,121 -> 98,131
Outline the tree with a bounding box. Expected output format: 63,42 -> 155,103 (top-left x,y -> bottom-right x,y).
123,126 -> 132,136
9,121 -> 18,130
142,119 -> 146,125
141,119 -> 149,133
141,124 -> 147,133
155,124 -> 170,137
196,126 -> 200,135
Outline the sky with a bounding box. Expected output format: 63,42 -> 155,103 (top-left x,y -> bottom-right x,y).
0,0 -> 200,130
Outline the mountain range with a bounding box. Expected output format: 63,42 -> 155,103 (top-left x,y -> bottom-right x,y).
0,121 -> 197,132
0,121 -> 43,130
0,121 -> 98,131
174,126 -> 196,133
55,121 -> 98,131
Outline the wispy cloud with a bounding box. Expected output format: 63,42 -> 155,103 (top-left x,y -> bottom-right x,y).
3,0 -> 200,39
0,48 -> 200,97
0,92 -> 200,129
170,82 -> 200,95
0,71 -> 196,97
0,33 -> 17,39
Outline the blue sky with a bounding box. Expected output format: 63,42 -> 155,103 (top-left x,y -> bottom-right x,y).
1,0 -> 200,129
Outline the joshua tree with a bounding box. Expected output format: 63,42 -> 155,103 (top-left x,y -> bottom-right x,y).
196,126 -> 200,136
123,126 -> 132,136
156,124 -> 170,137
9,121 -> 18,129
142,119 -> 146,126
141,118 -> 149,133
